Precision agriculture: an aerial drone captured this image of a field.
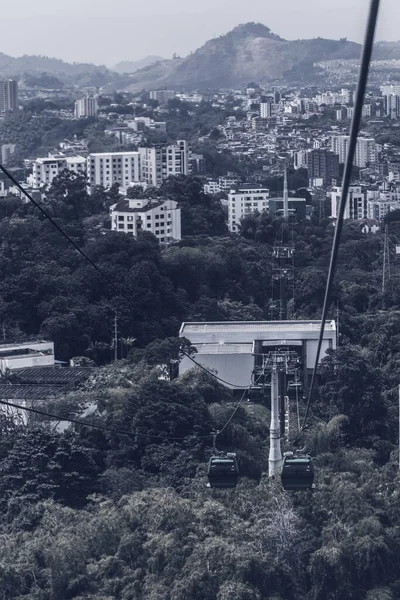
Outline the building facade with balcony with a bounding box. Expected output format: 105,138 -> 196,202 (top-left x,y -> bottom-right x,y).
110,197 -> 181,243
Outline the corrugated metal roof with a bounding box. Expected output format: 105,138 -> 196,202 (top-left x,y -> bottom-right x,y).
181,321 -> 336,334
0,385 -> 66,401
13,367 -> 95,386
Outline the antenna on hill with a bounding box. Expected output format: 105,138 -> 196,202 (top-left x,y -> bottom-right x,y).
283,162 -> 289,220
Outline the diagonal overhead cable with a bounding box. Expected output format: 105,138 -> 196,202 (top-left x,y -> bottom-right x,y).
301,0 -> 381,431
0,164 -> 244,389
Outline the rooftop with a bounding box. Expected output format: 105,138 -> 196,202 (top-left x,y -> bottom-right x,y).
12,367 -> 95,386
112,198 -> 173,214
180,320 -> 336,335
0,384 -> 66,401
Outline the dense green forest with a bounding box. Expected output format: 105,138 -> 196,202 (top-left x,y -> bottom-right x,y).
1,173 -> 400,598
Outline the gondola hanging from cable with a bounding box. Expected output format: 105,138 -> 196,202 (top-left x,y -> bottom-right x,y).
207,453 -> 239,489
281,452 -> 314,491
207,430 -> 239,489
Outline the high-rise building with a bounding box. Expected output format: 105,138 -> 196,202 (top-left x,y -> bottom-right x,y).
139,140 -> 191,186
1,144 -> 16,165
331,185 -> 367,220
87,152 -> 140,190
149,90 -> 176,104
382,93 -> 400,118
294,150 -> 308,170
75,95 -> 99,118
228,184 -> 270,233
307,149 -> 339,186
0,79 -> 18,113
260,101 -> 272,118
331,136 -> 376,168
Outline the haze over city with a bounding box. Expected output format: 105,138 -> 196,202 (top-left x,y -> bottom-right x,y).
1,0 -> 400,66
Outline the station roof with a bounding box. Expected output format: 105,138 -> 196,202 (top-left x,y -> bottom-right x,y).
180,320 -> 336,345
181,320 -> 335,335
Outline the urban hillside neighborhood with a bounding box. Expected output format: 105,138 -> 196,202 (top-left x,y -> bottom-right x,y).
2,18 -> 400,600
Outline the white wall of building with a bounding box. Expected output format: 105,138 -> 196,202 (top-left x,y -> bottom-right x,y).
0,340 -> 55,373
31,155 -> 86,189
331,185 -> 368,220
111,198 -> 181,242
228,186 -> 270,233
87,152 -> 140,190
75,95 -> 99,118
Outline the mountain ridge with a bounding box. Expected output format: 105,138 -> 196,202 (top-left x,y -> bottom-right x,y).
122,22 -> 363,91
2,23 -> 400,90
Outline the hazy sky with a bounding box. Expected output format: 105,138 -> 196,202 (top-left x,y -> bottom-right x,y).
1,0 -> 400,67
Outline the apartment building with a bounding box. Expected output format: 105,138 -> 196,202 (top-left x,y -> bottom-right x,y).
31,154 -> 86,188
260,101 -> 273,118
75,95 -> 99,118
149,90 -> 176,104
1,144 -> 16,165
0,79 -> 18,113
307,149 -> 339,185
331,185 -> 368,220
111,197 -> 181,242
139,140 -> 191,186
331,136 -> 377,168
87,152 -> 140,190
228,185 -> 270,233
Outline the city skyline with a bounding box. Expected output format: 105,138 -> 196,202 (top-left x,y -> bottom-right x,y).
0,0 -> 400,67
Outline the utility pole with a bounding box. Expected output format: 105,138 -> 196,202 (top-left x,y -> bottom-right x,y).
382,224 -> 391,310
114,312 -> 118,362
272,246 -> 294,321
283,163 -> 289,220
336,302 -> 340,346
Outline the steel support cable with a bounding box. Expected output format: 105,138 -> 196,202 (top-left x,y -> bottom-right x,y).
0,164 -> 244,389
0,375 -> 252,441
301,0 -> 381,431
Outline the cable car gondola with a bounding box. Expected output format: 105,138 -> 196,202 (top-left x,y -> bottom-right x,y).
281,452 -> 314,491
207,453 -> 239,489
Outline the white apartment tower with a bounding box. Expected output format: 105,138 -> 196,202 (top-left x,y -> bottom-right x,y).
87,152 -> 140,190
75,95 -> 99,118
31,155 -> 86,188
331,136 -> 376,168
0,79 -> 18,113
331,186 -> 367,220
228,185 -> 270,233
111,197 -> 181,243
260,101 -> 272,118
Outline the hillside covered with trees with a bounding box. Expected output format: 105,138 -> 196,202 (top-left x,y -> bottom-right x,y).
0,173 -> 400,598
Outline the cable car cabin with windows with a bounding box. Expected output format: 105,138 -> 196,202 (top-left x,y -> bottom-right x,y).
281,454 -> 314,491
207,454 -> 239,489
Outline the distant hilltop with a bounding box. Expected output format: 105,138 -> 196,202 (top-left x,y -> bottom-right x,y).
2,24 -> 400,91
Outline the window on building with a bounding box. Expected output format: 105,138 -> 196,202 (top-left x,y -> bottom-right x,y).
127,216 -> 133,222
118,223 -> 124,229
118,215 -> 124,221
147,215 -> 151,220
147,223 -> 151,228
127,224 -> 133,230
155,230 -> 159,234
155,215 -> 159,219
